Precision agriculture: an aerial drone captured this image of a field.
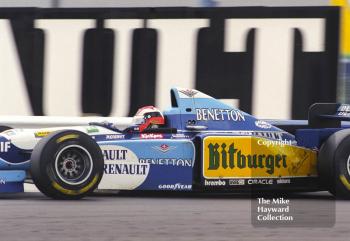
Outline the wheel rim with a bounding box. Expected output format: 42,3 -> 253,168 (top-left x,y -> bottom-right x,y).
347,155 -> 350,177
54,144 -> 93,185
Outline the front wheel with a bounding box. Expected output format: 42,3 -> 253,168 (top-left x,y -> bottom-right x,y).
31,130 -> 104,199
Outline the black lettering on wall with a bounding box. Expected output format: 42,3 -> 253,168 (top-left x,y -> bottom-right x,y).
129,28 -> 157,116
195,18 -> 255,113
11,9 -> 44,115
0,7 -> 340,119
82,19 -> 114,116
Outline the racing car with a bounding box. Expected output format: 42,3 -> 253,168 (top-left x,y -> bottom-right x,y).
0,87 -> 350,199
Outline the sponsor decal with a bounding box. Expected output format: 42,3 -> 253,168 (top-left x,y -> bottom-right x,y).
248,179 -> 273,185
172,134 -> 190,139
152,144 -> 176,153
99,145 -> 150,190
229,179 -> 245,186
178,89 -> 198,98
105,164 -> 148,175
140,133 -> 163,139
277,179 -> 291,184
158,183 -> 192,190
34,130 -> 51,138
196,108 -> 245,121
207,142 -> 287,175
253,131 -> 284,141
337,104 -> 350,117
255,120 -> 272,129
338,104 -> 350,112
101,145 -> 149,175
86,126 -> 99,133
139,158 -> 193,167
337,111 -> 350,117
203,136 -> 317,179
103,149 -> 128,161
204,179 -> 226,186
106,134 -> 125,140
0,141 -> 10,152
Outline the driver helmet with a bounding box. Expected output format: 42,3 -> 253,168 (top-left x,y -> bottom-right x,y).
133,106 -> 165,132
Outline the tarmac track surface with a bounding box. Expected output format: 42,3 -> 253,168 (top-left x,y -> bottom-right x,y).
0,191 -> 349,241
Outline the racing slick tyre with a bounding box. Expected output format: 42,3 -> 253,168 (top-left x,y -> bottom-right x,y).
318,129 -> 350,199
30,130 -> 104,199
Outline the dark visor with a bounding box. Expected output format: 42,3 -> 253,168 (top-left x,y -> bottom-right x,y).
144,112 -> 162,119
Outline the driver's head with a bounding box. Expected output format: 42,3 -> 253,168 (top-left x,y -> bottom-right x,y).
133,106 -> 165,132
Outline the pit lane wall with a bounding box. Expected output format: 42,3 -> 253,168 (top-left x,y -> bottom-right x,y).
0,7 -> 339,119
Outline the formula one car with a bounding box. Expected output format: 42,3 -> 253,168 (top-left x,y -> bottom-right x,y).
0,87 -> 350,199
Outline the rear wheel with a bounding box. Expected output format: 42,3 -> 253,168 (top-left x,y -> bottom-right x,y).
318,129 -> 350,199
31,130 -> 104,199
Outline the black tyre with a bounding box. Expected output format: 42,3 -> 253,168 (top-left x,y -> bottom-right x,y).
31,130 -> 104,199
318,129 -> 350,199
